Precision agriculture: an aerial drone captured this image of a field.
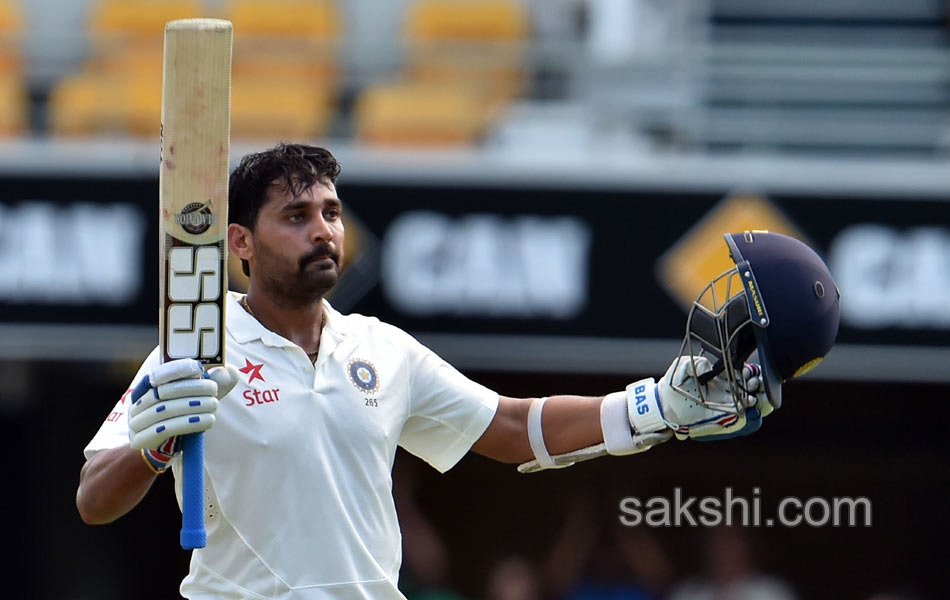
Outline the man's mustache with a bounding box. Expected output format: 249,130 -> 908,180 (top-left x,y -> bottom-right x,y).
299,244 -> 339,270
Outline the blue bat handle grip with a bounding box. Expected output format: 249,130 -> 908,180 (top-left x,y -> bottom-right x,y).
180,432 -> 206,549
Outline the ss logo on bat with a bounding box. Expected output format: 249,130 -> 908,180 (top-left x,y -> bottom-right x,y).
167,245 -> 222,360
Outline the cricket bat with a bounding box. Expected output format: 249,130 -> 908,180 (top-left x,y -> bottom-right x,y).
159,18 -> 232,550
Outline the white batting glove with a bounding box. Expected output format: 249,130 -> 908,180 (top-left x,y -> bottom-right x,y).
600,390 -> 674,456
625,356 -> 772,441
128,359 -> 239,473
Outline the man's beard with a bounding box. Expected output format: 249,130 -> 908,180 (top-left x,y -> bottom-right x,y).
258,243 -> 341,308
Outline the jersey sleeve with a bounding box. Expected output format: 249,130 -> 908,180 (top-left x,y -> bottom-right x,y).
397,333 -> 499,473
82,346 -> 161,461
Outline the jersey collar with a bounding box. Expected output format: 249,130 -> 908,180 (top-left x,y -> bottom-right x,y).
227,292 -> 350,357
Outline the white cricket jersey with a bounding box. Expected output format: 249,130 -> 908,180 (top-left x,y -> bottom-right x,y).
84,292 -> 499,599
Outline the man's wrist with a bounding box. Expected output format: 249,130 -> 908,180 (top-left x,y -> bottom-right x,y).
625,378 -> 667,434
140,448 -> 170,474
600,391 -> 635,455
139,436 -> 179,474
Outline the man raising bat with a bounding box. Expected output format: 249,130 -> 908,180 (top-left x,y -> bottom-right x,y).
77,143 -> 839,599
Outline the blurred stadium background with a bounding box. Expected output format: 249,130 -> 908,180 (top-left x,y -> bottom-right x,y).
1,0 -> 948,598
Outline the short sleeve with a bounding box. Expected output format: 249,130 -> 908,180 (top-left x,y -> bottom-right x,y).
82,346 -> 161,461
398,335 -> 499,473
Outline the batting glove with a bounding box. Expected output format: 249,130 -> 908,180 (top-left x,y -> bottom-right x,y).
128,359 -> 239,473
625,356 -> 773,442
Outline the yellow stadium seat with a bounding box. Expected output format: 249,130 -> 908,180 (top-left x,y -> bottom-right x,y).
125,72 -> 163,135
226,0 -> 342,93
55,0 -> 343,139
225,0 -> 340,38
48,73 -> 162,137
49,75 -> 121,136
230,49 -> 336,91
48,75 -> 117,136
0,0 -> 24,75
402,0 -> 529,105
0,0 -> 22,33
86,44 -> 163,91
0,73 -> 26,136
354,82 -> 491,147
60,1 -> 205,137
89,0 -> 201,38
87,0 -> 201,76
230,76 -> 333,141
405,0 -> 528,41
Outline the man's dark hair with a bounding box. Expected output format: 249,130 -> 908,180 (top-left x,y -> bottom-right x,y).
229,143 -> 341,275
229,142 -> 341,230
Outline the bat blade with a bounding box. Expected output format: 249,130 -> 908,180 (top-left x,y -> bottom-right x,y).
159,18 -> 232,551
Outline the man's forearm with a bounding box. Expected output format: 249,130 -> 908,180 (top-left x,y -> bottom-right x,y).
539,395 -> 604,455
473,395 -> 606,464
76,445 -> 158,524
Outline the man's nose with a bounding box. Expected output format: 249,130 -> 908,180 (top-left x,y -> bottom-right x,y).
309,214 -> 333,243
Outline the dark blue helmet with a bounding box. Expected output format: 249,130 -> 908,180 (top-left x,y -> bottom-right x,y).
724,231 -> 840,408
679,231 -> 840,411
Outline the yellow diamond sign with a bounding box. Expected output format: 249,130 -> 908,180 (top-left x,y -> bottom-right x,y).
657,192 -> 806,310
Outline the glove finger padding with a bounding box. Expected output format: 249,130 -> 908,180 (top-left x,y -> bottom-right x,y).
156,378 -> 219,401
658,356 -> 739,430
127,359 -> 233,452
149,358 -> 204,386
131,413 -> 216,451
656,356 -> 771,440
207,364 -> 240,398
128,395 -> 219,434
129,379 -> 218,418
741,364 -> 774,418
129,377 -> 218,418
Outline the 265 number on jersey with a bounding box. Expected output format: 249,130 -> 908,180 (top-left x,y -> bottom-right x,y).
166,245 -> 223,361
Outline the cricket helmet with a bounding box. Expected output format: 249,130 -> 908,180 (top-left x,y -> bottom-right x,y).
676,231 -> 840,411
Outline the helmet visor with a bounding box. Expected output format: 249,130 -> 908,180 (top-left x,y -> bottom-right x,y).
676,267 -> 764,412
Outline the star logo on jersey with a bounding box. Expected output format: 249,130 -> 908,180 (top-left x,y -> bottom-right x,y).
239,358 -> 265,383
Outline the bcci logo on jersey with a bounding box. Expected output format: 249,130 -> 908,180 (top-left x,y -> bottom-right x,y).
347,358 -> 379,394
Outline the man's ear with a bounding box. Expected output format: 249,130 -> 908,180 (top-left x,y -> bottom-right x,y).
228,223 -> 252,262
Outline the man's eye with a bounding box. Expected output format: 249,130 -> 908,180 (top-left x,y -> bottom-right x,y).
325,209 -> 341,220
288,213 -> 304,223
